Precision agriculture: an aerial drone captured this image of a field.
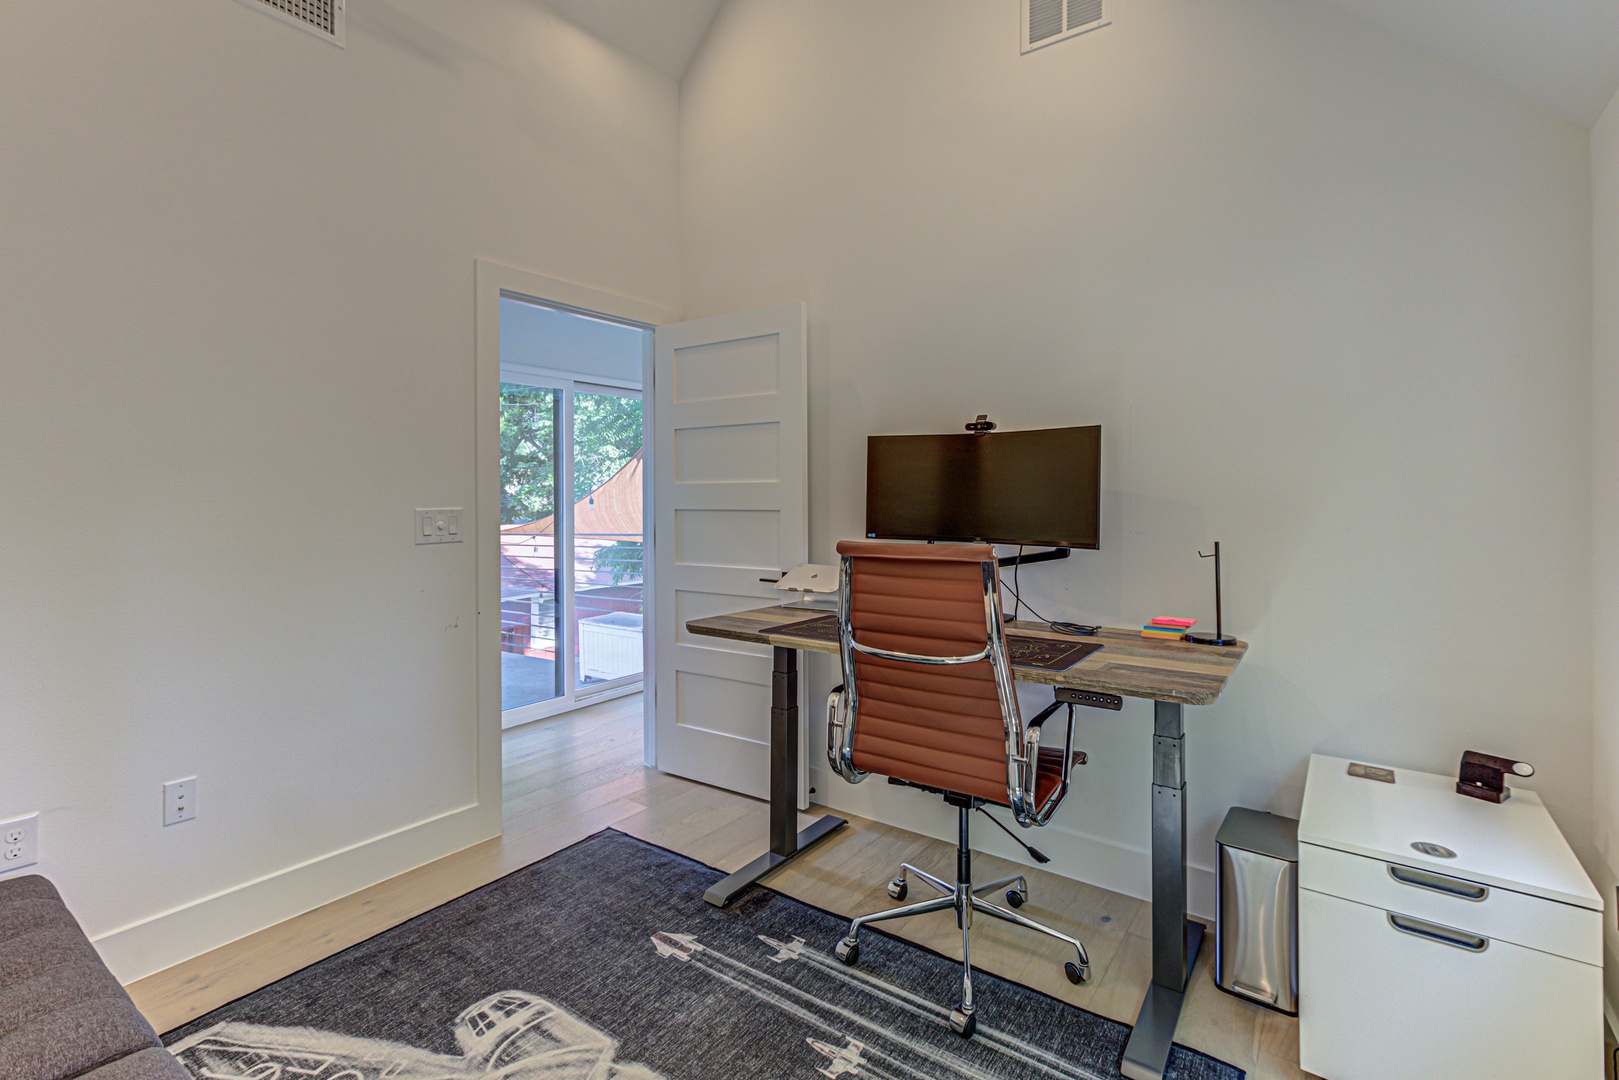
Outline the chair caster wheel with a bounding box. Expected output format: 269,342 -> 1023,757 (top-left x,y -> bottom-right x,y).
834,938 -> 859,965
948,1008 -> 977,1038
1065,960 -> 1089,985
887,878 -> 908,901
1006,888 -> 1027,908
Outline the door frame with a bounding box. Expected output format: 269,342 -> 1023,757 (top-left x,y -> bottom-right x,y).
475,258 -> 675,818
496,369 -> 646,727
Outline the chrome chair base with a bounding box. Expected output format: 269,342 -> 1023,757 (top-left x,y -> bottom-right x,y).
832,805 -> 1090,1038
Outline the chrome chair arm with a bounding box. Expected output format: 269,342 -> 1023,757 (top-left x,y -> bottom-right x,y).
826,683 -> 867,784
1025,699 -> 1064,733
1014,700 -> 1078,827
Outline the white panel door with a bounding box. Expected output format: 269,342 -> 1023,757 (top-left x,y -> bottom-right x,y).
653,302 -> 807,802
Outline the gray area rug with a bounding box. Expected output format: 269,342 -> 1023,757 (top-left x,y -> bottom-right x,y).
162,829 -> 1243,1079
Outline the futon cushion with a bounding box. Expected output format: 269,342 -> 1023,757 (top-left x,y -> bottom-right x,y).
0,898 -> 81,944
0,877 -> 63,904
0,925 -> 105,985
0,873 -> 185,1080
0,994 -> 165,1080
0,957 -> 131,1033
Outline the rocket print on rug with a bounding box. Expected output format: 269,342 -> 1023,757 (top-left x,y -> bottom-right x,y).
161,830 -> 1243,1080
168,934 -> 1110,1080
649,931 -> 1115,1080
168,990 -> 662,1079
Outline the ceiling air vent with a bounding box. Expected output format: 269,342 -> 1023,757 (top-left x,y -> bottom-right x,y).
1022,0 -> 1110,54
232,0 -> 346,47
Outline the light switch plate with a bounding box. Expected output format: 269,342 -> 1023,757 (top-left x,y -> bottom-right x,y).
163,777 -> 197,826
416,508 -> 463,545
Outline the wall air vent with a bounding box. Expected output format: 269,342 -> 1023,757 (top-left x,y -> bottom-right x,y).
232,0 -> 345,47
1022,0 -> 1110,54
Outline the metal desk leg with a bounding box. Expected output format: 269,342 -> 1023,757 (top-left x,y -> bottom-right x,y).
704,646 -> 846,907
1121,700 -> 1206,1080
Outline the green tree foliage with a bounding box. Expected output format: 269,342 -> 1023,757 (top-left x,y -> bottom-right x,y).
594,539 -> 645,585
499,385 -> 643,526
500,384 -> 559,525
571,392 -> 643,504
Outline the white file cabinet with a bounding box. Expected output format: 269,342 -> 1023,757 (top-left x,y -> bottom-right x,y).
1297,754 -> 1602,1080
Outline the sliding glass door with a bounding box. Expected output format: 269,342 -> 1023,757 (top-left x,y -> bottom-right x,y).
500,375 -> 645,726
499,384 -> 565,716
568,387 -> 645,693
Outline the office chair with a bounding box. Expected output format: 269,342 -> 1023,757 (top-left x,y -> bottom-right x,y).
825,541 -> 1089,1038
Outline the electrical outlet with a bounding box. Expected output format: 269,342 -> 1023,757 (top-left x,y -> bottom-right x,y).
163,777 -> 197,826
0,814 -> 39,871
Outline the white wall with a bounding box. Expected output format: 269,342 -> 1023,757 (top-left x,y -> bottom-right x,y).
1591,86 -> 1619,1015
679,0 -> 1594,914
0,0 -> 678,981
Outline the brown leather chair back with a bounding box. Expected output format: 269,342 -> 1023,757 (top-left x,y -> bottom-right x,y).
835,541 -> 1018,805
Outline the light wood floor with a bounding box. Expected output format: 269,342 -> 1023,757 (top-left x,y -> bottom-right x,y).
128,692 -> 1314,1078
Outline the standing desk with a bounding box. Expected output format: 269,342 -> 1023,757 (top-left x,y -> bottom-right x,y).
684,604 -> 1247,1080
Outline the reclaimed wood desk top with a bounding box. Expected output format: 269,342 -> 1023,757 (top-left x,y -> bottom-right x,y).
685,604 -> 1247,706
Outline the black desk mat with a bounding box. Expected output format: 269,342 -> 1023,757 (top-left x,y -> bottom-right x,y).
771,613 -> 1103,671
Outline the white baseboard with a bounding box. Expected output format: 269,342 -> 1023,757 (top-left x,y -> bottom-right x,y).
96,763 -> 1207,987
93,800 -> 500,984
811,766 -> 1218,920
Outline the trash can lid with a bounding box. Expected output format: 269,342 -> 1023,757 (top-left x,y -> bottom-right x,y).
1216,806 -> 1299,861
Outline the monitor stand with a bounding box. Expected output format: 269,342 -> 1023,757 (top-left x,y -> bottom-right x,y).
997,547 -> 1070,569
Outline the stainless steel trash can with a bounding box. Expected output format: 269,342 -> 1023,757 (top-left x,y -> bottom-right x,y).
1215,807 -> 1299,1015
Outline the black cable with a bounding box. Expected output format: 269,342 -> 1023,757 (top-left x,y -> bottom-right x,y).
976,805 -> 1051,863
1001,565 -> 1048,623
1012,545 -> 1023,622
1002,546 -> 1048,621
1000,548 -> 1100,637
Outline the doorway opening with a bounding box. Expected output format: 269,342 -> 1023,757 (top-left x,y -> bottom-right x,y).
499,295 -> 651,728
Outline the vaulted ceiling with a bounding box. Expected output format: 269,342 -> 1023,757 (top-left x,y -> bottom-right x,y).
547,0 -> 1618,128
1324,0 -> 1617,127
540,0 -> 725,81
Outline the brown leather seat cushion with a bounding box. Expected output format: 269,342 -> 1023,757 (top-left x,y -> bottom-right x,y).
1034,746 -> 1066,807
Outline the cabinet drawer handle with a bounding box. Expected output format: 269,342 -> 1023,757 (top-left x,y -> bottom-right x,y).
1388,912 -> 1489,952
1388,864 -> 1488,901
